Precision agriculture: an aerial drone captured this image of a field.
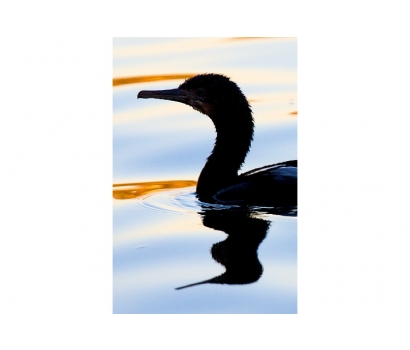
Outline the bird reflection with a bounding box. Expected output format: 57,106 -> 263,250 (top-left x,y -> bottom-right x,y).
113,179 -> 295,290
176,205 -> 295,290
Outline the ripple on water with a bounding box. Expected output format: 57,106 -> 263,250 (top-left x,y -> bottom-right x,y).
113,180 -> 200,214
135,187 -> 201,215
113,181 -> 297,217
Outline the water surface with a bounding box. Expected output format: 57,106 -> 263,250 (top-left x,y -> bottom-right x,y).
113,37 -> 297,313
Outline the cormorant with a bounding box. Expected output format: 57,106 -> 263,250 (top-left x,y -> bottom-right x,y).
138,74 -> 297,206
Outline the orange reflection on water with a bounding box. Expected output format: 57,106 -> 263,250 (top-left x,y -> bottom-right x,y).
226,37 -> 293,42
113,74 -> 197,87
113,180 -> 197,199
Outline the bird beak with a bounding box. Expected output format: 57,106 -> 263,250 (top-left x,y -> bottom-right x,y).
138,88 -> 208,114
138,88 -> 193,105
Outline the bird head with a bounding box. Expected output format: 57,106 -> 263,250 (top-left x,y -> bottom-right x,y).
138,74 -> 251,117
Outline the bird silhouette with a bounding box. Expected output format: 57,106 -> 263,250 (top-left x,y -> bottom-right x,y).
138,74 -> 297,207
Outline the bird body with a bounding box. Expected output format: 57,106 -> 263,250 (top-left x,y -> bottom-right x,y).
214,160 -> 297,206
138,74 -> 297,206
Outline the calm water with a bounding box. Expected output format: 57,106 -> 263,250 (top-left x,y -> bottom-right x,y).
113,37 -> 297,313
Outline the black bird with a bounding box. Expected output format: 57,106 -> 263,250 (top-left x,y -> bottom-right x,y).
138,74 -> 297,207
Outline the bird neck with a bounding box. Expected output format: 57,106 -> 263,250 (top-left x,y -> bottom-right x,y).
197,108 -> 254,196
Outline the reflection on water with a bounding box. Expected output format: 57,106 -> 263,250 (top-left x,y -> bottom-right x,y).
113,181 -> 297,313
114,180 -> 290,291
113,180 -> 196,199
113,37 -> 297,314
113,73 -> 196,87
226,37 -> 290,42
177,207 -> 269,289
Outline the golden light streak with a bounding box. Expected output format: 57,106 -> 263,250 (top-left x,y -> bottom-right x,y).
113,180 -> 197,200
113,74 -> 197,87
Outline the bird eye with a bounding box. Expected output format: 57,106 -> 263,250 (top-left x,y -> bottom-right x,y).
197,88 -> 205,96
